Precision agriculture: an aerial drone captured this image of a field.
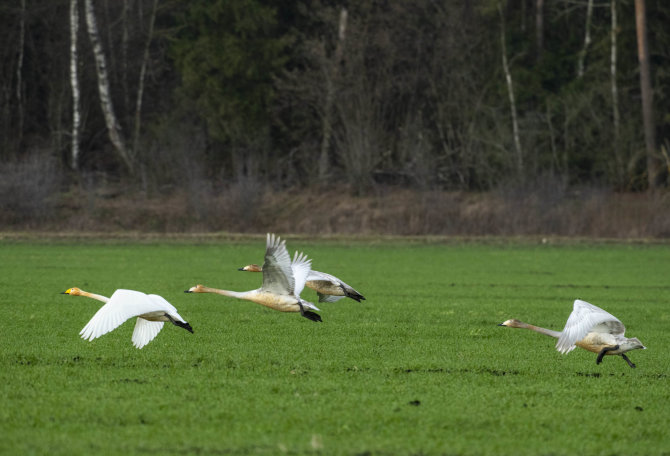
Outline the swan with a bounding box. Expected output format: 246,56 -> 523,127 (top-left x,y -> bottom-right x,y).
238,265 -> 365,303
498,299 -> 645,368
62,287 -> 193,349
186,233 -> 322,322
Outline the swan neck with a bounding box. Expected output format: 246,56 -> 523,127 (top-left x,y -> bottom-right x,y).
201,287 -> 247,299
80,290 -> 109,303
523,323 -> 561,339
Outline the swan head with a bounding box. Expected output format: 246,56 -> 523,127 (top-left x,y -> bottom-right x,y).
238,264 -> 262,272
621,337 -> 646,352
62,287 -> 83,296
185,284 -> 206,293
498,318 -> 525,328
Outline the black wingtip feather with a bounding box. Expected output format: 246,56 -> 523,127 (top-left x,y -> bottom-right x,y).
174,320 -> 194,333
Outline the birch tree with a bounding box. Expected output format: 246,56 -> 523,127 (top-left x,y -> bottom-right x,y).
70,0 -> 81,170
84,0 -> 134,173
498,0 -> 523,175
577,0 -> 594,78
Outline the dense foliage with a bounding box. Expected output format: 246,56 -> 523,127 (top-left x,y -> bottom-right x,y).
1,0 -> 669,193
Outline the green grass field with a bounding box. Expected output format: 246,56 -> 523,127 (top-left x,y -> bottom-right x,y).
1,237 -> 669,455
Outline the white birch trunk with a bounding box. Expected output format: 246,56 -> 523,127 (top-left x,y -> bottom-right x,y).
498,1 -> 523,174
577,0 -> 594,78
70,0 -> 81,170
84,0 -> 134,173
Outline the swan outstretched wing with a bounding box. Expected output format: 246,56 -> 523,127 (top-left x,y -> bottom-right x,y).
131,318 -> 165,349
555,299 -> 624,354
306,270 -> 337,283
307,269 -> 365,302
147,294 -> 188,322
291,251 -> 312,297
80,289 -> 169,342
261,233 -> 294,295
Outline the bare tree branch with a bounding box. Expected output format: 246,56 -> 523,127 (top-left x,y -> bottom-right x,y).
577,0 -> 594,78
133,0 -> 159,156
498,0 -> 523,175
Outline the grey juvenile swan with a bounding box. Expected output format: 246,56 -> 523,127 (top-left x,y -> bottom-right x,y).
238,262 -> 365,303
499,299 -> 645,368
186,233 -> 322,322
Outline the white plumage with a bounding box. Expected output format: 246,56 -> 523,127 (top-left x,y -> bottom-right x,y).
555,299 -> 626,354
187,233 -> 321,321
499,299 -> 645,368
237,240 -> 366,304
63,287 -> 193,349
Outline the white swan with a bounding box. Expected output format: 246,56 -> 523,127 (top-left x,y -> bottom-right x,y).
499,299 -> 645,368
62,287 -> 193,349
186,233 -> 322,322
238,265 -> 365,303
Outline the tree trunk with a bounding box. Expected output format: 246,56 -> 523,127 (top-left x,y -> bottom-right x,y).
577,0 -> 594,78
16,0 -> 26,151
498,1 -> 523,175
318,8 -> 347,181
610,0 -> 622,182
535,0 -> 544,60
122,0 -> 130,120
84,0 -> 134,173
70,0 -> 81,170
634,0 -> 661,188
133,0 -> 159,155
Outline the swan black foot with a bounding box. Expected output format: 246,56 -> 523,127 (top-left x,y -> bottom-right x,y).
596,345 -> 619,365
621,354 -> 636,368
298,301 -> 322,322
302,310 -> 323,322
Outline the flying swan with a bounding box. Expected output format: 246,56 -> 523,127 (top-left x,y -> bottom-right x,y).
62,287 -> 193,349
238,264 -> 365,303
498,299 -> 645,368
186,233 -> 322,322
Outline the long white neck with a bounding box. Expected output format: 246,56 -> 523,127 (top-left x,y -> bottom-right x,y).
79,290 -> 109,303
199,286 -> 251,300
520,322 -> 562,339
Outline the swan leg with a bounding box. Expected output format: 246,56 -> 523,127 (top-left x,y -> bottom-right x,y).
596,345 -> 619,365
621,354 -> 636,369
165,313 -> 194,333
298,301 -> 322,323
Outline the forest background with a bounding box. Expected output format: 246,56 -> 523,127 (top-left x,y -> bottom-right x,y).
1,0 -> 670,237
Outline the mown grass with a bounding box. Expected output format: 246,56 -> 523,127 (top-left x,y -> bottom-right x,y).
1,238 -> 669,455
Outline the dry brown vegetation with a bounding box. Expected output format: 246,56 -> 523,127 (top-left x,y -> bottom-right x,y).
3,178 -> 670,239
